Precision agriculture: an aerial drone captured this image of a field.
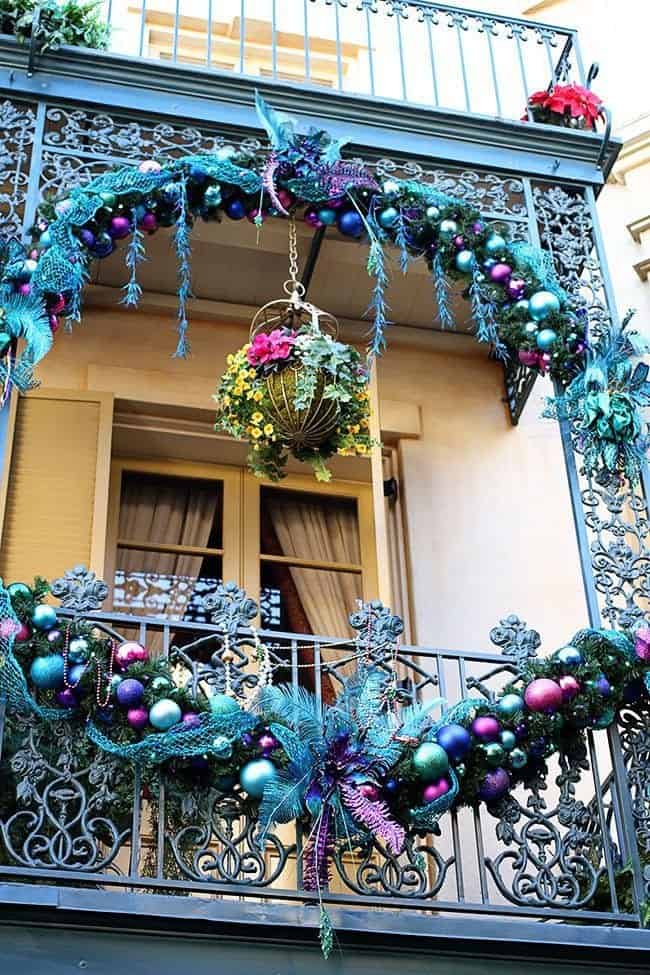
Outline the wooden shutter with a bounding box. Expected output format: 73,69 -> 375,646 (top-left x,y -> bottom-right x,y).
0,389 -> 113,585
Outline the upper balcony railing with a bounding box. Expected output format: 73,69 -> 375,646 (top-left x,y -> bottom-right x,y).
97,0 -> 585,125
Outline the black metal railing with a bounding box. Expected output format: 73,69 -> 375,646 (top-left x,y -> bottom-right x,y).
0,570 -> 648,927
94,1 -> 585,124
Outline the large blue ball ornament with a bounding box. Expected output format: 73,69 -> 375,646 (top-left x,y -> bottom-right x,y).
485,233 -> 506,256
536,328 -> 558,350
529,290 -> 561,321
556,645 -> 583,668
378,206 -> 399,230
31,604 -> 58,632
225,198 -> 246,220
337,209 -> 364,238
455,250 -> 476,273
149,699 -> 182,730
209,693 -> 241,716
497,693 -> 524,720
436,723 -> 471,762
116,678 -> 145,709
439,219 -> 458,239
239,758 -> 277,799
30,654 -> 65,690
68,637 -> 89,663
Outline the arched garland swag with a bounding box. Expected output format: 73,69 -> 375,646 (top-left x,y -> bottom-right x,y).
0,93 -> 648,479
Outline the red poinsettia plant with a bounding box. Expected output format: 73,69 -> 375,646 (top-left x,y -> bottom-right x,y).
523,83 -> 605,129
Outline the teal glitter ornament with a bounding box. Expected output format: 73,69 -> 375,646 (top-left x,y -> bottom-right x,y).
317,207 -> 337,226
556,645 -> 583,668
500,730 -> 517,752
99,191 -> 117,208
378,206 -> 399,230
32,604 -> 57,631
149,699 -> 182,730
510,748 -> 528,769
151,675 -> 173,692
425,205 -> 440,223
455,250 -> 476,273
68,637 -> 89,663
209,693 -> 241,716
30,654 -> 65,690
536,328 -> 558,351
203,184 -> 222,208
239,758 -> 277,798
211,735 -> 233,759
529,290 -> 561,321
412,742 -> 449,781
439,219 -> 458,239
7,582 -> 31,600
483,742 -> 505,767
485,233 -> 506,256
513,299 -> 530,319
497,693 -> 524,719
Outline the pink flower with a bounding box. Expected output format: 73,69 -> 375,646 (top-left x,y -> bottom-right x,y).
634,627 -> 650,662
247,329 -> 296,367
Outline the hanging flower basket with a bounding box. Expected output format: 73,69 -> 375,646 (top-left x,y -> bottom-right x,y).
215,288 -> 374,481
523,83 -> 605,129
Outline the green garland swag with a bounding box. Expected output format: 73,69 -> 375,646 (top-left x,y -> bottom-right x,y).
0,94 -> 648,481
2,577 -> 650,908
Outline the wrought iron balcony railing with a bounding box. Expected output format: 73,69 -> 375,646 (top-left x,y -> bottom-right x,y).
0,568 -> 648,931
91,1 -> 584,126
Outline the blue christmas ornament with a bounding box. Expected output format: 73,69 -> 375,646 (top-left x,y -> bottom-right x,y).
513,299 -> 530,318
337,209 -> 364,238
556,645 -> 583,668
151,675 -> 173,693
383,777 -> 399,795
239,758 -> 277,798
188,164 -> 207,183
412,742 -> 449,780
7,582 -> 30,600
68,637 -> 89,663
439,219 -> 458,239
378,206 -> 399,230
595,675 -> 612,697
30,654 -> 65,690
92,232 -> 114,258
536,328 -> 558,350
203,185 -> 222,208
500,730 -> 517,752
425,205 -> 440,223
485,233 -> 506,256
225,198 -> 246,220
436,723 -> 471,762
31,604 -> 58,632
455,249 -> 476,273
67,663 -> 86,691
209,693 -> 241,716
497,693 -> 524,720
529,290 -> 561,321
317,207 -> 337,226
510,748 -> 528,769
149,698 -> 182,730
211,735 -> 233,759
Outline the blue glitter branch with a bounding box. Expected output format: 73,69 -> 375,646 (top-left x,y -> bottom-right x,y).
173,180 -> 192,358
122,209 -> 146,307
432,251 -> 453,329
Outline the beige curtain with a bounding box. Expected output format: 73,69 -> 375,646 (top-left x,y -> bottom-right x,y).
266,493 -> 362,644
116,474 -> 218,622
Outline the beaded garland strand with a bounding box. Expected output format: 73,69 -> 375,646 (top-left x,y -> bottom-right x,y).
0,95 -> 647,482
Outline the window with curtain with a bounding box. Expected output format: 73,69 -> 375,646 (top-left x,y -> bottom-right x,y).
113,471 -> 224,623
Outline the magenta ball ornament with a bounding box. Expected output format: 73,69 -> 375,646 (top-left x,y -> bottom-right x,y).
518,349 -> 539,367
127,707 -> 149,731
17,283 -> 31,296
559,675 -> 580,701
247,207 -> 266,224
304,208 -> 324,229
488,263 -> 512,284
453,234 -> 465,249
258,732 -> 278,752
109,215 -> 131,239
423,778 -> 450,803
524,678 -> 563,714
48,294 -> 66,314
15,621 -> 31,642
140,212 -> 158,233
116,678 -> 145,708
276,189 -> 294,210
359,782 -> 380,801
471,715 -> 501,742
114,641 -> 148,670
478,768 -> 510,803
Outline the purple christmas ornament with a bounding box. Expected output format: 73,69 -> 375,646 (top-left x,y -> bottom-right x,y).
79,228 -> 96,249
17,283 -> 31,296
471,221 -> 484,234
514,722 -> 527,741
304,209 -> 324,229
478,768 -> 510,802
595,675 -> 612,697
114,641 -> 149,670
140,212 -> 158,233
116,678 -> 145,708
47,629 -> 62,644
506,277 -> 526,301
471,715 -> 501,742
109,215 -> 131,239
358,782 -> 380,802
488,263 -> 512,284
127,707 -> 149,731
423,778 -> 450,802
182,712 -> 201,729
634,627 -> 650,661
258,732 -> 278,753
55,688 -> 78,708
453,235 -> 465,249
559,675 -> 580,701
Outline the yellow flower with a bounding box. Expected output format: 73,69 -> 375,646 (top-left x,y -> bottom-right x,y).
251,427 -> 263,439
347,424 -> 360,435
356,444 -> 368,455
263,423 -> 274,436
253,390 -> 264,402
360,417 -> 369,428
251,412 -> 264,425
233,386 -> 243,397
223,395 -> 231,406
226,353 -> 235,366
248,369 -> 256,378
356,390 -> 369,401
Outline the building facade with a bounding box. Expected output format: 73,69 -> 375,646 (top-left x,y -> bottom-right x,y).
0,2 -> 648,972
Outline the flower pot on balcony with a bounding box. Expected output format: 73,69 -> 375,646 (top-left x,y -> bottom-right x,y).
264,364 -> 340,450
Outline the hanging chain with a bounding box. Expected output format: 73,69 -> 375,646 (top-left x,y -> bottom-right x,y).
284,218 -> 305,298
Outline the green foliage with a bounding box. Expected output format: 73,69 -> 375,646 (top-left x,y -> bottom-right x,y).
0,0 -> 109,54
